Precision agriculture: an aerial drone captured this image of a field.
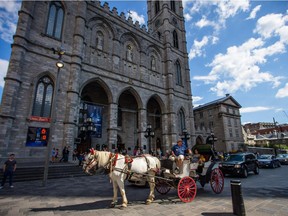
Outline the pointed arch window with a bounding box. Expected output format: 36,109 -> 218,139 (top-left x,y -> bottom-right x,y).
46,1 -> 64,39
173,30 -> 179,48
32,76 -> 54,117
179,109 -> 186,132
155,1 -> 160,15
171,1 -> 176,12
176,60 -> 182,85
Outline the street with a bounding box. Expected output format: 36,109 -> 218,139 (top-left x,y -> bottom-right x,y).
0,165 -> 287,216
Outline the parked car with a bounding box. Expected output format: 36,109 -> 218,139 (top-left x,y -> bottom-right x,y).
258,154 -> 281,168
276,154 -> 288,165
218,152 -> 259,178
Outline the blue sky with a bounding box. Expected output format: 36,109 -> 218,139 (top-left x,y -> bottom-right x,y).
0,0 -> 288,125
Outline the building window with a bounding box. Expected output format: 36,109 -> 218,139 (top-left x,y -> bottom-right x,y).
32,76 -> 54,117
228,117 -> 231,126
170,1 -> 176,12
209,121 -> 214,129
155,1 -> 160,14
46,1 -> 64,39
229,128 -> 233,137
176,60 -> 182,85
199,112 -> 203,119
235,129 -> 239,138
179,109 -> 185,131
173,30 -> 179,48
234,118 -> 238,127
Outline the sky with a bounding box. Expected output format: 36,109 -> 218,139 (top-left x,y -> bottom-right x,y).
0,0 -> 288,125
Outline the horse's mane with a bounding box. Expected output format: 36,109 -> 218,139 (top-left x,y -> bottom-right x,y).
96,151 -> 112,166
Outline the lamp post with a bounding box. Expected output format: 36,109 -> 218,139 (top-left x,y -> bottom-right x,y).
144,123 -> 155,154
42,47 -> 65,187
209,132 -> 218,154
79,102 -> 97,139
181,128 -> 190,146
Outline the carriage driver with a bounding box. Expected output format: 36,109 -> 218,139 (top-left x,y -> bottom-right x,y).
171,139 -> 191,174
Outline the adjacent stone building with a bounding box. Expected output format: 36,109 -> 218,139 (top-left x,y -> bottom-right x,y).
0,1 -> 195,161
193,94 -> 244,153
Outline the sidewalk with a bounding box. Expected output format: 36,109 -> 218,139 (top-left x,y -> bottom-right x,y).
0,173 -> 287,216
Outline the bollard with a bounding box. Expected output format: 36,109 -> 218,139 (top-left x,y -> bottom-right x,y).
230,180 -> 246,216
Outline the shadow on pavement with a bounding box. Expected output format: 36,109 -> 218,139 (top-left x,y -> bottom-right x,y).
30,200 -> 111,212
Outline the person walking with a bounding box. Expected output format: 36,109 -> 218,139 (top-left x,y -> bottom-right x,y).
0,153 -> 17,189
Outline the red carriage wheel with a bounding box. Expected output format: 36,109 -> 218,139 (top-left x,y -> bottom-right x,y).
210,168 -> 224,194
177,176 -> 197,203
155,178 -> 171,195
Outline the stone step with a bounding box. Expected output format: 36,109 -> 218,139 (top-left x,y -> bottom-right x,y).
0,163 -> 87,182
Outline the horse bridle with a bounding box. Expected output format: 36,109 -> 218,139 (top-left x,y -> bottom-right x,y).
84,153 -> 98,174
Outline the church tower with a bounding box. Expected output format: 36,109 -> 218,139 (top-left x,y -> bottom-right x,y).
147,0 -> 194,145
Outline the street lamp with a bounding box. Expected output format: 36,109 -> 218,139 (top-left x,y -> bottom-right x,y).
144,123 -> 155,154
181,128 -> 190,146
79,102 -> 97,140
43,47 -> 65,186
209,132 -> 218,155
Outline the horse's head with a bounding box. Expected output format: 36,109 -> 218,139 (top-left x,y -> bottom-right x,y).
83,148 -> 98,175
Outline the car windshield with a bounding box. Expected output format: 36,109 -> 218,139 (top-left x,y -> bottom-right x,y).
278,154 -> 288,158
225,154 -> 244,162
259,155 -> 272,159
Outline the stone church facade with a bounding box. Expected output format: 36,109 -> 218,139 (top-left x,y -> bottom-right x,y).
0,0 -> 194,161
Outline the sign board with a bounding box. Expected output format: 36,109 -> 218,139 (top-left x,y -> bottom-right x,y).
26,127 -> 49,147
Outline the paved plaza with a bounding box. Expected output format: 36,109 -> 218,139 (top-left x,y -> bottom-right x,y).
0,170 -> 287,216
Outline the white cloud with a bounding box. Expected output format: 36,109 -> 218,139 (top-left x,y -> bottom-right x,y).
127,10 -> 145,26
204,37 -> 283,96
246,5 -> 261,20
0,59 -> 9,88
187,0 -> 250,33
192,96 -> 203,103
254,13 -> 288,43
195,16 -> 217,29
276,83 -> 288,98
184,13 -> 192,21
188,36 -> 209,60
240,106 -> 272,113
0,1 -> 21,43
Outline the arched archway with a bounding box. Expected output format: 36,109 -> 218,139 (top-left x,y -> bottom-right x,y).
147,97 -> 163,153
117,89 -> 140,153
78,81 -> 109,154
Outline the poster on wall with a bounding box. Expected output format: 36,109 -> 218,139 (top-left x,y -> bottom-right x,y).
87,104 -> 103,138
26,127 -> 49,147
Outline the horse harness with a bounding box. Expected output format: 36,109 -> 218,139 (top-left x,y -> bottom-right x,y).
101,153 -> 152,180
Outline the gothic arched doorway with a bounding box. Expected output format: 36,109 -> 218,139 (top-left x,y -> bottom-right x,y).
77,81 -> 109,154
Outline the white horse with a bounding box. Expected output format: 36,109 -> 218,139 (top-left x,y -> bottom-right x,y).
83,148 -> 161,208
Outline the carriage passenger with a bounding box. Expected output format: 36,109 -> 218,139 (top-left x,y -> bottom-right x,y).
171,139 -> 190,174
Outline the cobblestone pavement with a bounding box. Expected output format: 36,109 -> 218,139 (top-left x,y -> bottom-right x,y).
0,172 -> 287,216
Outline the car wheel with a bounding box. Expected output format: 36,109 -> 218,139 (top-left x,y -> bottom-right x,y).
254,166 -> 259,175
272,162 -> 276,169
242,168 -> 248,178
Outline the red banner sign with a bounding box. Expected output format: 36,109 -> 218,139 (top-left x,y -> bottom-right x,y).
30,116 -> 51,122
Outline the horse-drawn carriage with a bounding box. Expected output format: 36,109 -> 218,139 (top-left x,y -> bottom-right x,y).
83,144 -> 224,208
154,144 -> 224,202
